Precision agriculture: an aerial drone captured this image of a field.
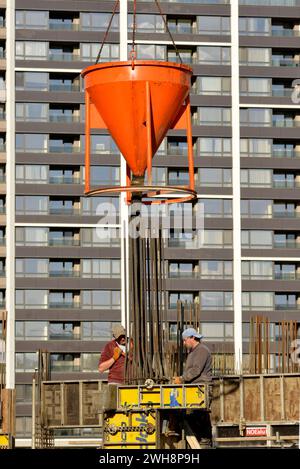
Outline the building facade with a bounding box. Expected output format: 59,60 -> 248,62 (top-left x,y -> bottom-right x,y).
1,0 -> 300,443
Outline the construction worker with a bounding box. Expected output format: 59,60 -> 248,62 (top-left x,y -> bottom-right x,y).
174,328 -> 212,384
98,324 -> 126,384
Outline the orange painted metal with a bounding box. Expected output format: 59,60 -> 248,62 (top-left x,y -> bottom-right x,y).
82,60 -> 196,204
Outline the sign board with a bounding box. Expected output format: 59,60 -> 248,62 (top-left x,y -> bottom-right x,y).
0,434 -> 9,449
246,427 -> 267,437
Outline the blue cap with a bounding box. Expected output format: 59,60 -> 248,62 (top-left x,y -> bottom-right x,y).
182,328 -> 203,340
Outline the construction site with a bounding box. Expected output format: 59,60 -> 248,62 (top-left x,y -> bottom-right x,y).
0,0 -> 300,451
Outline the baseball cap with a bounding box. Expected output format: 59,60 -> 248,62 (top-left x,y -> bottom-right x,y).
182,327 -> 203,340
112,323 -> 126,339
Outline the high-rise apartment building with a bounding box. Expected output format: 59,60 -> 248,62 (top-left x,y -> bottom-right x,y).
1,0 -> 300,445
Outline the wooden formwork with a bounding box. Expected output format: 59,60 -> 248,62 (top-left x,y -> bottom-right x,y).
41,380 -> 106,428
211,373 -> 300,425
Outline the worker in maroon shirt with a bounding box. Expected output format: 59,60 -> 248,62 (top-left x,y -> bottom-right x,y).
98,324 -> 126,384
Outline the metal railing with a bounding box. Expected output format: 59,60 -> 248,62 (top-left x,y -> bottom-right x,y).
49,176 -> 80,185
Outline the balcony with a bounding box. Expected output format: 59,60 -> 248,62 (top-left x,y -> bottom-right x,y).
273,149 -> 300,158
49,22 -> 80,31
49,176 -> 80,184
48,207 -> 80,216
273,241 -> 300,249
48,302 -> 80,309
272,118 -> 300,128
49,271 -> 80,278
49,83 -> 80,92
48,238 -> 80,247
49,333 -> 81,340
48,52 -> 81,62
50,363 -> 81,372
49,145 -> 81,154
49,115 -> 80,124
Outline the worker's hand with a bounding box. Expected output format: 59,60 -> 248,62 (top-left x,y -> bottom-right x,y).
173,376 -> 182,384
113,347 -> 123,361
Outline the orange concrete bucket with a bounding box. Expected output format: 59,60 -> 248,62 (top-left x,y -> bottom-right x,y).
82,60 -> 196,204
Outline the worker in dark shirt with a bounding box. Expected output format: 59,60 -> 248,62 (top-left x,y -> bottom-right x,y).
98,324 -> 126,384
174,327 -> 212,384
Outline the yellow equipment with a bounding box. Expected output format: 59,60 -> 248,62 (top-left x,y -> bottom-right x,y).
102,383 -> 211,449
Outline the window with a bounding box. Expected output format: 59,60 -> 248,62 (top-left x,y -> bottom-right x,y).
200,292 -> 233,310
202,230 -> 232,248
240,138 -> 272,157
241,200 -> 272,218
82,322 -> 116,341
169,293 -> 196,308
239,47 -> 271,66
16,384 -> 34,403
241,230 -> 272,248
81,228 -> 120,247
16,11 -> 48,29
16,72 -> 48,91
198,77 -> 231,95
198,138 -> 231,157
130,14 -> 163,32
81,12 -> 119,31
16,165 -> 48,183
15,352 -> 38,371
240,169 -> 272,187
16,290 -> 48,309
16,417 -> 32,437
197,16 -> 230,34
240,78 -> 271,96
169,262 -> 194,278
16,227 -> 48,246
81,290 -> 121,309
82,196 -> 119,218
82,259 -> 120,278
16,196 -> 48,214
137,44 -> 166,60
16,259 -> 48,277
242,292 -> 273,310
16,103 -> 48,122
16,134 -> 48,153
89,135 -> 118,154
83,166 -> 120,185
81,43 -> 119,61
200,261 -> 232,279
198,46 -> 230,64
240,108 -> 272,126
16,41 -> 48,60
49,323 -> 77,339
242,261 -> 273,279
199,168 -> 232,187
198,107 -> 231,126
200,199 -> 232,218
81,353 -> 99,372
239,17 -> 270,35
16,321 -> 48,340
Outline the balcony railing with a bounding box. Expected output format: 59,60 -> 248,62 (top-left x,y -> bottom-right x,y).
49,302 -> 80,309
50,363 -> 81,372
48,238 -> 80,247
49,271 -> 80,278
49,176 -> 80,184
49,22 -> 80,31
49,333 -> 81,340
49,146 -> 81,154
273,241 -> 300,249
48,53 -> 81,62
49,207 -> 81,216
49,84 -> 80,92
49,115 -> 80,123
272,119 -> 300,127
273,150 -> 300,158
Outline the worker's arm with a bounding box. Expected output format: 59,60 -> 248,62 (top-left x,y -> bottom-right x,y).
98,345 -> 123,374
182,346 -> 208,383
98,356 -> 115,373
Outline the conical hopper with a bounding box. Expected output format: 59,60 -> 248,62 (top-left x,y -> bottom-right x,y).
82,61 -> 192,177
